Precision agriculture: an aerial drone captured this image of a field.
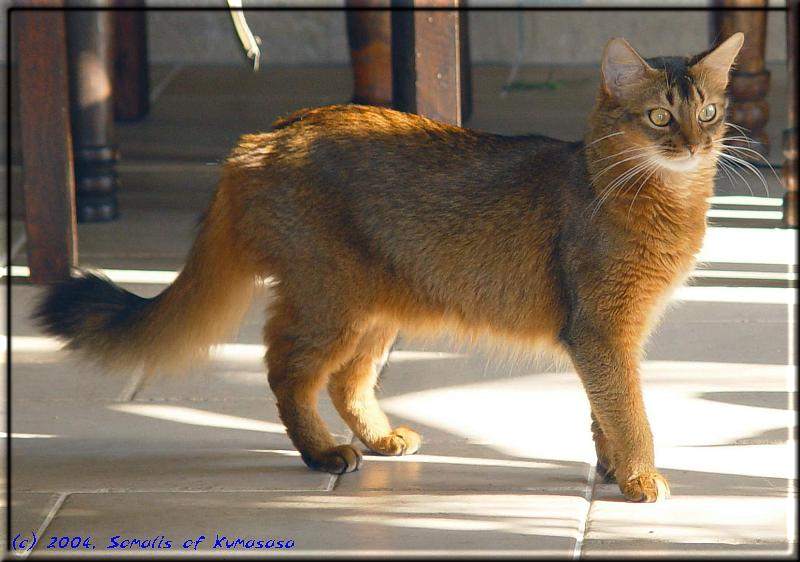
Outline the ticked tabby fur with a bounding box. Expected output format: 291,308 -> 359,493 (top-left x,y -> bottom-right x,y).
36,34 -> 745,502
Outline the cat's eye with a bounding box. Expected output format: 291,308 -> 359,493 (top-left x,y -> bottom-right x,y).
699,104 -> 717,122
648,108 -> 672,127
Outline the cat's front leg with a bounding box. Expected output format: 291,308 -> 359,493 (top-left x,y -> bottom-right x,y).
590,412 -> 617,482
566,326 -> 670,502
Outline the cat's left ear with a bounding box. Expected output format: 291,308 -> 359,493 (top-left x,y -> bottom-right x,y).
692,32 -> 745,87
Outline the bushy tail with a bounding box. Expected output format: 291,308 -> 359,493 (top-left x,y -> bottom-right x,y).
34,184 -> 256,374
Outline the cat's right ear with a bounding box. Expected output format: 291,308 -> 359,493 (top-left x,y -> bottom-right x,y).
601,38 -> 653,100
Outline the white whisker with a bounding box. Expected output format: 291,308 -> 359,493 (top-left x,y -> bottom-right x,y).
716,150 -> 770,197
592,152 -> 651,180
586,131 -> 624,147
587,158 -> 654,221
626,161 -> 660,222
590,145 -> 651,165
715,152 -> 756,197
715,142 -> 782,187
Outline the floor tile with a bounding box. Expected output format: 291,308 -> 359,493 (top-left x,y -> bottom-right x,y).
38,491 -> 587,555
1,492 -> 63,555
338,419 -> 591,495
11,399 -> 344,493
582,484 -> 796,558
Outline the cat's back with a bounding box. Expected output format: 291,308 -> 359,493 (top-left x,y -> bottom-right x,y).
254,104 -> 579,192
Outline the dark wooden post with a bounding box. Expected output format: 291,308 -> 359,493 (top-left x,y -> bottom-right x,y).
712,0 -> 771,158
346,0 -> 393,106
413,0 -> 464,125
391,1 -> 416,113
782,0 -> 797,227
113,0 -> 150,121
15,6 -> 78,283
67,2 -> 121,222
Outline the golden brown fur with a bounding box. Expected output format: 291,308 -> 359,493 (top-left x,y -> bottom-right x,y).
36,35 -> 744,502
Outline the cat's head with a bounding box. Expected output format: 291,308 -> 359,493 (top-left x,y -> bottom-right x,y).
592,33 -> 744,173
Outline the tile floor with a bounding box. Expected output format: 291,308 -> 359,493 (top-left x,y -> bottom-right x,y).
3,63 -> 797,557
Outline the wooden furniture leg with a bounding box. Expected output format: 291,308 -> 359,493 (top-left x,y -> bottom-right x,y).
113,0 -> 150,122
782,0 -> 797,227
346,0 -> 393,106
712,0 -> 771,158
391,0 -> 469,125
390,2 -> 416,114
412,0 -> 464,125
15,7 -> 78,283
67,4 -> 121,222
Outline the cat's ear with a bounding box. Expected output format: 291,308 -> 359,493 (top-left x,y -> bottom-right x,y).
692,32 -> 744,87
601,38 -> 653,100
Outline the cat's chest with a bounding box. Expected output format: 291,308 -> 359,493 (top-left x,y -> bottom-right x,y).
591,209 -> 706,301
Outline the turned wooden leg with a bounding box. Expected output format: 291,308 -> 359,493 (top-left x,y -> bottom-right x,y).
782,0 -> 797,227
712,0 -> 770,159
15,6 -> 78,283
346,0 -> 393,107
67,3 -> 121,222
112,0 -> 150,122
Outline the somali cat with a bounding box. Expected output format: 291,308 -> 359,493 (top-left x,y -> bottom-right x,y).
36,34 -> 744,502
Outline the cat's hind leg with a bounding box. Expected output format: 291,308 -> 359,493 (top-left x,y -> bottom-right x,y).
265,298 -> 366,474
327,325 -> 422,456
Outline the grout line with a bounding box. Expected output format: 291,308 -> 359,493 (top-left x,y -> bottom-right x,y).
325,433 -> 359,493
323,473 -> 338,493
116,370 -> 145,402
572,460 -> 598,560
149,63 -> 184,106
1,232 -> 26,270
19,493 -> 68,559
7,233 -> 26,266
16,488 -> 333,495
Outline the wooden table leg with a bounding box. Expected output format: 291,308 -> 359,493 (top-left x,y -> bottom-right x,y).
67,4 -> 121,222
782,0 -> 797,227
712,1 -> 771,159
412,0 -> 464,126
113,0 -> 150,122
390,0 -> 470,123
346,0 -> 393,107
390,2 -> 416,113
15,7 -> 78,283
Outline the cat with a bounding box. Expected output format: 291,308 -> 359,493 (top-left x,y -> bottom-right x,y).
35,33 -> 744,503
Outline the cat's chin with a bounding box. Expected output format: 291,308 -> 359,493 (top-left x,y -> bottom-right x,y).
655,154 -> 702,173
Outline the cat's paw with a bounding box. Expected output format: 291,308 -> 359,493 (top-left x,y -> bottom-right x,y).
620,471 -> 670,502
301,444 -> 363,474
591,421 -> 617,482
369,426 -> 422,456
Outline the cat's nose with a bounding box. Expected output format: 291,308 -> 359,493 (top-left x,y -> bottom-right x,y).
687,143 -> 699,155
